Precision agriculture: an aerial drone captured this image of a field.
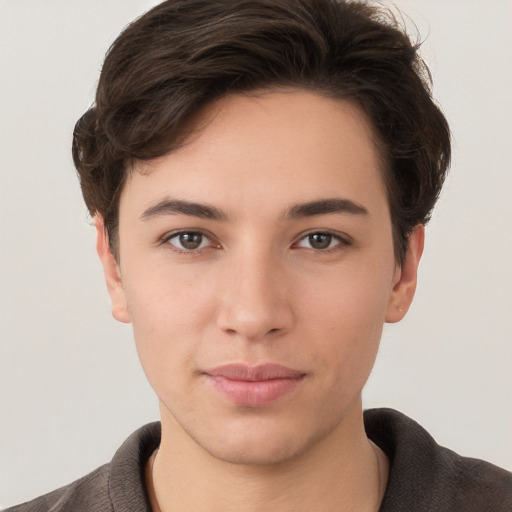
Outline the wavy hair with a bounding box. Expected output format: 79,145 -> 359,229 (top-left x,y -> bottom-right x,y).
72,0 -> 450,263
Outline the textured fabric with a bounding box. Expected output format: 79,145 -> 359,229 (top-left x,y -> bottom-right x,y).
4,423 -> 160,512
365,409 -> 512,511
6,409 -> 512,511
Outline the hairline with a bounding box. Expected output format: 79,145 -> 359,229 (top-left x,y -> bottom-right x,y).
106,87 -> 401,264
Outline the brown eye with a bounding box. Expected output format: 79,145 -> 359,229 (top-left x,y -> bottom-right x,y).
179,233 -> 203,249
308,233 -> 332,250
296,232 -> 346,251
167,231 -> 210,251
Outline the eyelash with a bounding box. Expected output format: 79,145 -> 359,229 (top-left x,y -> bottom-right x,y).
160,229 -> 351,254
161,230 -> 218,254
293,230 -> 351,253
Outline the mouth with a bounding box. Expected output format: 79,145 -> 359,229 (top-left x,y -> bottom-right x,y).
204,363 -> 306,407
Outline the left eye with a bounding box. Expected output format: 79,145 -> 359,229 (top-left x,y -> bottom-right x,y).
296,232 -> 342,250
166,231 -> 212,251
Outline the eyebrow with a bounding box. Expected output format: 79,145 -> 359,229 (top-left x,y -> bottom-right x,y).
140,197 -> 368,222
140,199 -> 228,221
286,198 -> 368,218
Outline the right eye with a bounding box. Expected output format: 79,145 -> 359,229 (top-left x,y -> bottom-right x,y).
165,231 -> 213,252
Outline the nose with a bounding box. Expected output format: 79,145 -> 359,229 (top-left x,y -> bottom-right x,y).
216,251 -> 295,342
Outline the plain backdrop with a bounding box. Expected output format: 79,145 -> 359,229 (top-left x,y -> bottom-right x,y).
1,0 -> 511,508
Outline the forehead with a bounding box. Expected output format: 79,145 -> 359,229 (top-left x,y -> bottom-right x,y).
122,90 -> 387,217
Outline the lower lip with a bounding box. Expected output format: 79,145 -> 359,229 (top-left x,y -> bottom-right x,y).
207,375 -> 304,407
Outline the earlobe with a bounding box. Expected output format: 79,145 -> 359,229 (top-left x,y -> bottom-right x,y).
385,225 -> 425,323
94,216 -> 131,324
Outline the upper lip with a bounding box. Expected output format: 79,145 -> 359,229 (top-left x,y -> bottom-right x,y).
205,363 -> 304,381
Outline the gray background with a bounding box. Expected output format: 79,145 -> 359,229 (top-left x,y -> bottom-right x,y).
1,0 -> 511,508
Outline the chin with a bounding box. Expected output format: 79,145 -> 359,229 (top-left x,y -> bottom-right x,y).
200,432 -> 308,467
191,413 -> 333,467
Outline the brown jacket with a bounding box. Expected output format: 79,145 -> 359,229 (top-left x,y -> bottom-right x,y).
6,409 -> 512,511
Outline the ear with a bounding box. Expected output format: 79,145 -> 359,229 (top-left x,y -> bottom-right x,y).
385,225 -> 425,323
94,216 -> 131,324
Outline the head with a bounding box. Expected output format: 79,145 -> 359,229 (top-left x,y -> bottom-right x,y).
73,0 -> 450,266
72,0 -> 450,466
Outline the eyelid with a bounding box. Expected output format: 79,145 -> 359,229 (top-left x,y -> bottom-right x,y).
293,229 -> 352,249
158,228 -> 352,253
160,229 -> 220,252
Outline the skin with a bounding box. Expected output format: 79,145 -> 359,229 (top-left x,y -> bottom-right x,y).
96,90 -> 423,511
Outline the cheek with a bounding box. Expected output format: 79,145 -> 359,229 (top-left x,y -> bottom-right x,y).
121,265 -> 218,388
298,260 -> 393,377
125,258 -> 217,325
303,257 -> 393,330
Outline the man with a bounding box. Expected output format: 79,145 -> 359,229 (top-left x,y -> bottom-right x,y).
6,0 -> 512,510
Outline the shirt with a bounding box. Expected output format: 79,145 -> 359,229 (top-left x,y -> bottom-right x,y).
6,408 -> 512,511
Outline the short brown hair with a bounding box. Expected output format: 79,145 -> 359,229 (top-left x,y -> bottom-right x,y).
72,0 -> 450,263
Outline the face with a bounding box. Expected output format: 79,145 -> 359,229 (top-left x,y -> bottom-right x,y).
98,90 -> 422,465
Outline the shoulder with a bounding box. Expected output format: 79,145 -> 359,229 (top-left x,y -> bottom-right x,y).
3,465 -> 110,512
3,422 -> 161,512
364,408 -> 512,512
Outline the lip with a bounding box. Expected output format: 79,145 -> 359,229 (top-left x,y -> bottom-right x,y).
204,363 -> 305,407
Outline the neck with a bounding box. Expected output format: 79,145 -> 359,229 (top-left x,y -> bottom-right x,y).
146,405 -> 388,512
